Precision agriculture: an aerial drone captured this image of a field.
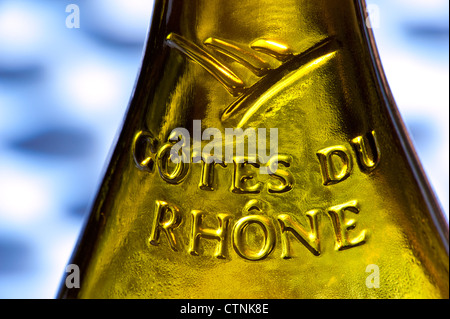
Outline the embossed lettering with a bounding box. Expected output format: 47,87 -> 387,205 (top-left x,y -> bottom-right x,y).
327,200 -> 366,251
199,155 -> 227,191
316,145 -> 353,185
231,157 -> 263,194
351,130 -> 380,172
277,209 -> 321,258
132,130 -> 158,172
232,202 -> 275,261
157,141 -> 190,184
189,211 -> 232,259
232,215 -> 276,261
266,154 -> 294,193
149,199 -> 367,259
149,201 -> 182,251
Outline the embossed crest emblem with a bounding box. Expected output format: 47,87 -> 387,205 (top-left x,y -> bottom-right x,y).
166,33 -> 337,126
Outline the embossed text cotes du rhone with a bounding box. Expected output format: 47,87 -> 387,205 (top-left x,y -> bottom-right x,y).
132,130 -> 380,261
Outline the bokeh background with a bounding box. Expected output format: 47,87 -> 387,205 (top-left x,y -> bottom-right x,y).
0,0 -> 448,299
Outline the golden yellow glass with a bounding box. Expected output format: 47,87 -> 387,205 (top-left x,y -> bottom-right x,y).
58,0 -> 449,298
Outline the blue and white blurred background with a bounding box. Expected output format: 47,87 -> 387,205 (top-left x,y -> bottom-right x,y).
0,0 -> 448,298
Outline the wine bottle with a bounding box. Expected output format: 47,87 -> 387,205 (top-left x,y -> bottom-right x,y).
58,0 -> 449,298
